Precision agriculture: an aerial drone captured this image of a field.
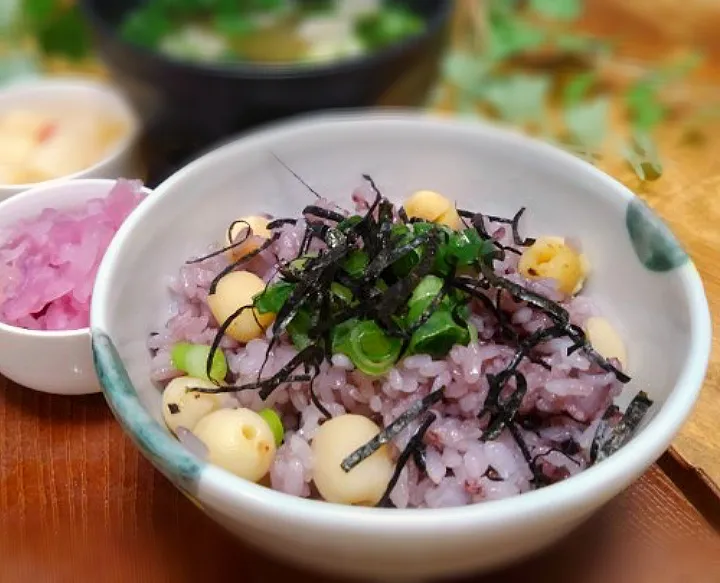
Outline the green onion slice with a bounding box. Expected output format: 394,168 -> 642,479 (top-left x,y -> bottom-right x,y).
171,342 -> 228,382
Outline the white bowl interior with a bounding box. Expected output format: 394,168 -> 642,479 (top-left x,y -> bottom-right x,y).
100,117 -> 695,426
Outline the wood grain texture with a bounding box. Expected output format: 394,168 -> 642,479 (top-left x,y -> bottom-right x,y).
0,380 -> 718,583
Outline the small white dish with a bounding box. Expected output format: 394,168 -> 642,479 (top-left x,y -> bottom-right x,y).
90,112 -> 711,580
0,77 -> 141,203
0,178 -> 151,395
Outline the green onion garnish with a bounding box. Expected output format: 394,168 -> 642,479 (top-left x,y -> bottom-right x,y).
254,281 -> 295,314
170,342 -> 228,382
258,408 -> 285,446
334,320 -> 402,377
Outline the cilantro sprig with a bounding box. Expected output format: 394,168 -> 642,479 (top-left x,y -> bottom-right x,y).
438,0 -> 706,183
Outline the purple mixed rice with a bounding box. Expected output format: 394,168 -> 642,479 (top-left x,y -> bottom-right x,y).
148,182 -> 645,509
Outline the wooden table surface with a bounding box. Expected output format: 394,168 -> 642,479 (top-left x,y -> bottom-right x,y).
578,0 -> 720,484
1,2 -> 719,581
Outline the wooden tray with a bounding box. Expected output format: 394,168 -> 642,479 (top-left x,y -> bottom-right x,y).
0,381 -> 718,583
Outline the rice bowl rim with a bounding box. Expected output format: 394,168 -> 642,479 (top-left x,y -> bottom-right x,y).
91,111 -> 712,532
0,178 -> 152,339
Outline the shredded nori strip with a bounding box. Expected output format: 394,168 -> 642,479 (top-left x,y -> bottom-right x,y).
466,263 -> 630,384
303,205 -> 346,223
208,234 -> 280,295
185,220 -> 253,265
374,233 -> 439,331
203,303 -> 254,382
486,207 -> 536,247
376,412 -> 436,508
507,422 -> 548,486
191,175 -> 643,487
364,231 -> 433,284
413,443 -> 427,474
532,446 -> 581,468
192,345 -> 323,397
592,391 -> 653,464
590,404 -> 621,463
272,153 -> 321,199
307,364 -> 332,420
565,325 -> 631,383
341,388 -> 445,472
482,371 -> 529,440
267,217 -> 297,230
272,237 -> 351,335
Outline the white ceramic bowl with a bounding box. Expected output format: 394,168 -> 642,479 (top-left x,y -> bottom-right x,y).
0,77 -> 141,203
0,178 -> 151,395
90,112 -> 711,581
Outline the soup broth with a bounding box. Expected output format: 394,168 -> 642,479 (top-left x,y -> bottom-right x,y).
120,0 -> 426,65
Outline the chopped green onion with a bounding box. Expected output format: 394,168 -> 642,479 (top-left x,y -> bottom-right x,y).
390,224 -> 422,277
407,275 -> 444,323
253,281 -> 294,314
288,253 -> 316,274
341,251 -> 369,278
334,320 -> 402,376
331,282 -> 354,304
468,322 -> 479,344
408,310 -> 470,358
338,215 -> 363,232
171,342 -> 228,382
331,318 -> 357,354
258,409 -> 285,446
288,309 -> 313,350
447,229 -> 493,266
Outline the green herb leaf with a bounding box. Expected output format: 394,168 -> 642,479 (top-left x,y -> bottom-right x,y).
624,131 -> 663,182
553,32 -> 602,53
529,0 -> 583,21
626,52 -> 703,133
480,74 -> 552,124
563,71 -> 597,107
442,51 -> 493,95
625,82 -> 666,133
564,96 -> 610,149
486,6 -> 546,61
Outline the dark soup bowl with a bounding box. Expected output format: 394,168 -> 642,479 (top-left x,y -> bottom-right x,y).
79,0 -> 453,182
